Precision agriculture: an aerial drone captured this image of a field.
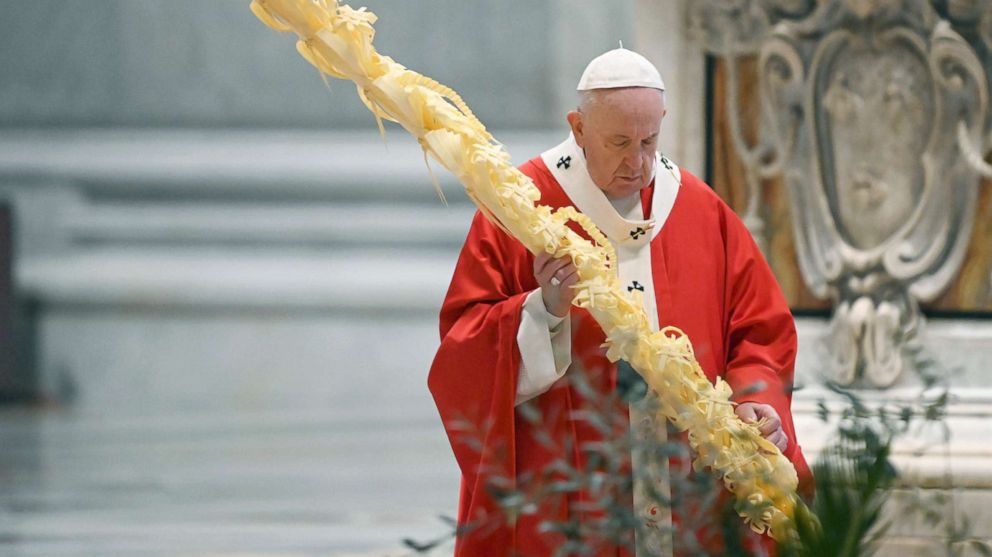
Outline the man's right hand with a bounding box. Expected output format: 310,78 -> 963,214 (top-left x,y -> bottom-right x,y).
533,252 -> 579,318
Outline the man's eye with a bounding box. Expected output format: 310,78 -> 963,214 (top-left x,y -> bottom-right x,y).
612,141 -> 629,148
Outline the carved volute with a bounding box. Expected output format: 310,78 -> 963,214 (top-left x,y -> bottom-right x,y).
689,0 -> 992,387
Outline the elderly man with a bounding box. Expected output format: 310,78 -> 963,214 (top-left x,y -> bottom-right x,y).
429,48 -> 812,557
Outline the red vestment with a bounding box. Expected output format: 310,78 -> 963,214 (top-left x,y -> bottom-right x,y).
428,155 -> 813,556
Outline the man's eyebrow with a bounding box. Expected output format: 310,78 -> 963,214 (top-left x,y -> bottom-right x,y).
611,133 -> 659,142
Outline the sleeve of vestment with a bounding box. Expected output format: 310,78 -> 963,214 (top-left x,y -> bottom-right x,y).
718,203 -> 814,497
427,209 -> 535,550
515,289 -> 572,406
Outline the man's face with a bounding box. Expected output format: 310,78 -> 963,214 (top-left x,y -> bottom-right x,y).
567,87 -> 666,200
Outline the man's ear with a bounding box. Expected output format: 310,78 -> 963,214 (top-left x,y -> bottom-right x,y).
566,111 -> 584,147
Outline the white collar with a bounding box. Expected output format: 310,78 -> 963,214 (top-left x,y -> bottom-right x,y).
540,134 -> 681,247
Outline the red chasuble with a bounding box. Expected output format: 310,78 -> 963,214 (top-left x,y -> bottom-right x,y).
428,154 -> 813,557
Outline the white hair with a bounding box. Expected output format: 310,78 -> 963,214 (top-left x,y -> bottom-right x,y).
577,87 -> 666,113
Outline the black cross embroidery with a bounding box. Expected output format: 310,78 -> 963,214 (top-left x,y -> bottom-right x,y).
628,281 -> 645,292
557,156 -> 572,170
630,227 -> 647,240
660,156 -> 673,171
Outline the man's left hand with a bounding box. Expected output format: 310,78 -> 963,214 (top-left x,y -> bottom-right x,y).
735,402 -> 789,453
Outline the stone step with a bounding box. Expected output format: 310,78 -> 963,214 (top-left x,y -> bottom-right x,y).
0,129 -> 556,300
63,201 -> 476,250
17,248 -> 458,312
0,128 -> 560,202
0,128 -> 559,311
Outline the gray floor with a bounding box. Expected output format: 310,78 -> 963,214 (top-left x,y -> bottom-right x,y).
0,402 -> 460,557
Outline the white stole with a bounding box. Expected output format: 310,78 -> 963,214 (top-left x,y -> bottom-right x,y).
541,134 -> 681,557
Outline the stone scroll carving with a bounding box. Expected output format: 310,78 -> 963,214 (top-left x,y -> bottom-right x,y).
689,1 -> 992,387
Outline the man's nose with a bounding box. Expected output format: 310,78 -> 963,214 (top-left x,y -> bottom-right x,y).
621,144 -> 644,169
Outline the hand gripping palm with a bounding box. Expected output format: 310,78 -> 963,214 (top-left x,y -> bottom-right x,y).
250,0 -> 807,541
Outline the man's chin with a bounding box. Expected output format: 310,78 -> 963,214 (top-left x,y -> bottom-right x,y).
604,178 -> 646,199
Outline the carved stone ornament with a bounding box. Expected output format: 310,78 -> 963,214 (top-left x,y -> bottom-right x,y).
689,0 -> 992,387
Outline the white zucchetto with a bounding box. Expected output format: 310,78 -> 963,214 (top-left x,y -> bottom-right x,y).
576,47 -> 666,92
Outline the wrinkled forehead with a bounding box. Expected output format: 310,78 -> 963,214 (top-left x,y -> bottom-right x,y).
581,87 -> 666,134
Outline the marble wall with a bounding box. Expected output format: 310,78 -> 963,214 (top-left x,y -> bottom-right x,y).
0,0 -> 636,131
0,0 -> 640,409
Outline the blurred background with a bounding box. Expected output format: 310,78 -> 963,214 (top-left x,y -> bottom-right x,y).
0,2 -> 632,555
0,1 -> 989,556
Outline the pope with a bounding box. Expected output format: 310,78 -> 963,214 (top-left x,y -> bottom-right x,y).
428,48 -> 813,557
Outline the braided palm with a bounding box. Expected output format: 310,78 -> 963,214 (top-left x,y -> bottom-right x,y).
250,0 -> 807,540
